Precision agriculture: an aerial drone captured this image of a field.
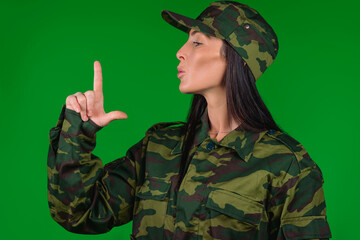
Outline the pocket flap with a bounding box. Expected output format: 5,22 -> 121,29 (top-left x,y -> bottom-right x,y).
206,188 -> 264,226
282,216 -> 332,239
135,178 -> 171,200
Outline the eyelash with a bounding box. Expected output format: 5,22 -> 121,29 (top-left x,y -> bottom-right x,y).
193,41 -> 202,46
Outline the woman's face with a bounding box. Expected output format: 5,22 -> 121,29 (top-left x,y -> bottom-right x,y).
176,29 -> 227,95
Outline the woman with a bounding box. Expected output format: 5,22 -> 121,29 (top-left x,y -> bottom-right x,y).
47,1 -> 332,239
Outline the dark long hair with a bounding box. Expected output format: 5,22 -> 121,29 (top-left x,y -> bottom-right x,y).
175,39 -> 286,191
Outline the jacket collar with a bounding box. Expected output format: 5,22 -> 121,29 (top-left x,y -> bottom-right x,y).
171,107 -> 268,162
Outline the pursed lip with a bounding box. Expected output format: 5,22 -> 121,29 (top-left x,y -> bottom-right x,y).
177,71 -> 185,78
177,66 -> 185,73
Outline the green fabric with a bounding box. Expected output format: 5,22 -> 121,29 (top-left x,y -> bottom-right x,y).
47,105 -> 332,239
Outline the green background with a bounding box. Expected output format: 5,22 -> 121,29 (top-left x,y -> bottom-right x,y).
0,0 -> 358,239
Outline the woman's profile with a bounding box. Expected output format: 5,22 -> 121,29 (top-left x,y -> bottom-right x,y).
47,1 -> 332,239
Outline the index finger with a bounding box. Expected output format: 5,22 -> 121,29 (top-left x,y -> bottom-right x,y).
93,61 -> 103,94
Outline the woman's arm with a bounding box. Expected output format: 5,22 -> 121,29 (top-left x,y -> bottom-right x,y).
47,105 -> 147,234
267,164 -> 332,239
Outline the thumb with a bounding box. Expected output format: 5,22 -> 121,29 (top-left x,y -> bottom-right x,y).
105,111 -> 128,122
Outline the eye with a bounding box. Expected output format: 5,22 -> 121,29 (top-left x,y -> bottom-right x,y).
193,41 -> 202,47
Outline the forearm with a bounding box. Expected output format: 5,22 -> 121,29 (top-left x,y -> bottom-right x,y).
47,105 -> 113,233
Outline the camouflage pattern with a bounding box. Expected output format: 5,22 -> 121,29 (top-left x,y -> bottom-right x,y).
47,105 -> 332,239
161,1 -> 279,81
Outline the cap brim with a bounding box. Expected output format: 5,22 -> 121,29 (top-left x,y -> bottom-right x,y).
161,10 -> 219,39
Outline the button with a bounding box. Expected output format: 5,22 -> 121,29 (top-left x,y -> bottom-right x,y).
268,129 -> 276,135
244,23 -> 250,30
206,142 -> 215,150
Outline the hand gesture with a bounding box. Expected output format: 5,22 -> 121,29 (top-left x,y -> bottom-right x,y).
65,61 -> 128,127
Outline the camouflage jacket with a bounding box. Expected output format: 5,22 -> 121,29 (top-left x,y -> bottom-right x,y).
47,105 -> 332,240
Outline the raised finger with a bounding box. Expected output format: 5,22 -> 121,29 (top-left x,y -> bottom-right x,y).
74,92 -> 88,121
93,61 -> 103,95
84,90 -> 95,117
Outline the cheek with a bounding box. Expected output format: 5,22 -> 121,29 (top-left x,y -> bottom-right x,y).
189,53 -> 226,86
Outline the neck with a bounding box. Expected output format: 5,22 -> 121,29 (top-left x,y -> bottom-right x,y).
203,87 -> 241,134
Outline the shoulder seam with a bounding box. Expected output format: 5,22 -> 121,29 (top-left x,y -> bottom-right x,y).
265,132 -> 301,171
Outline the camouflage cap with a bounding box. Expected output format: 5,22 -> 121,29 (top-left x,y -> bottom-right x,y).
161,0 -> 279,81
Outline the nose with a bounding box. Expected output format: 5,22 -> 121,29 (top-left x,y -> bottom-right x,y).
176,49 -> 183,61
176,43 -> 186,61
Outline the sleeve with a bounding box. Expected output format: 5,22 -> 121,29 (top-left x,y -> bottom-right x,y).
47,104 -> 148,234
267,163 -> 332,240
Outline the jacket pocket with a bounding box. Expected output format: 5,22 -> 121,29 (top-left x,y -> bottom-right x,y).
132,178 -> 172,240
203,188 -> 264,238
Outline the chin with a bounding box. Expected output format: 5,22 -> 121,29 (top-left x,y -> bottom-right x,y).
179,84 -> 196,94
180,85 -> 208,95
179,79 -> 207,95
179,88 -> 191,94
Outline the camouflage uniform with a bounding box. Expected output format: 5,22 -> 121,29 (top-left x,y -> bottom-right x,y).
47,105 -> 332,239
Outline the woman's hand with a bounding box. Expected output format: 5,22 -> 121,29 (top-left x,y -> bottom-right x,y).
65,60 -> 128,127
